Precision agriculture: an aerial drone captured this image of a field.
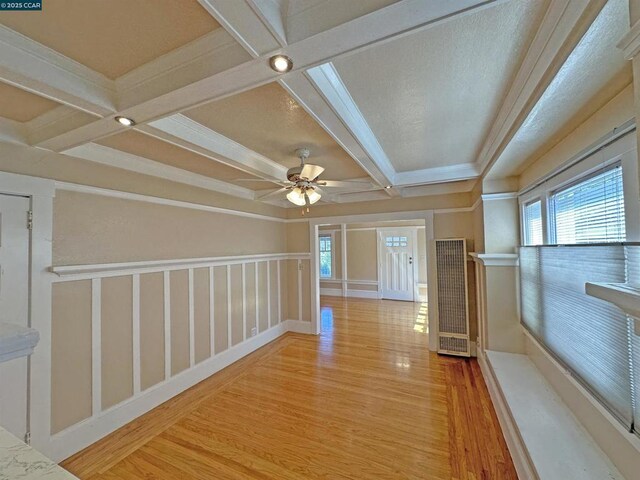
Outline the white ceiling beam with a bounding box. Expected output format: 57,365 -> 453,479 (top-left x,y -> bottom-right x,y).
245,0 -> 288,47
34,0 -> 498,152
302,63 -> 398,191
64,143 -> 255,200
136,114 -> 288,182
279,72 -> 394,190
0,26 -> 116,116
0,116 -> 27,145
204,1 -> 500,193
198,0 -> 284,56
478,0 -> 607,176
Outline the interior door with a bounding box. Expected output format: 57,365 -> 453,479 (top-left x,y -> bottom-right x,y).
379,229 -> 415,301
0,194 -> 30,440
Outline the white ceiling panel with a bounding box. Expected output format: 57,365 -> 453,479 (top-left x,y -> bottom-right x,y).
331,0 -> 549,173
489,0 -> 632,178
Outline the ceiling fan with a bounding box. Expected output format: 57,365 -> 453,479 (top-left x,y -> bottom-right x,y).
238,148 -> 382,212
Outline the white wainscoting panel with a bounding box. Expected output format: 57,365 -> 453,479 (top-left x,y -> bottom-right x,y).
45,253 -> 311,462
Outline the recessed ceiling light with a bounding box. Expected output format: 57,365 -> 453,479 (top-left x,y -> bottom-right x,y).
115,116 -> 135,127
385,185 -> 392,189
269,54 -> 293,73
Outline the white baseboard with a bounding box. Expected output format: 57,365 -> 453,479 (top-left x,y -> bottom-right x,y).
319,288 -> 381,299
48,320 -> 312,462
284,319 -> 313,334
347,289 -> 381,299
320,287 -> 342,296
477,350 -> 537,480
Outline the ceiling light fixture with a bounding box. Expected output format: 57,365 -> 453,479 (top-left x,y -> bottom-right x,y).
306,189 -> 321,205
269,54 -> 293,73
385,185 -> 392,189
115,116 -> 135,127
287,187 -> 306,206
286,186 -> 321,207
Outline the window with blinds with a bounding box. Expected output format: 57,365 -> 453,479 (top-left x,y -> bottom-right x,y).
520,245 -> 635,429
550,165 -> 625,244
523,200 -> 543,245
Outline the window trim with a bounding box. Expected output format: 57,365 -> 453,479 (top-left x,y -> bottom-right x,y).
518,132 -> 638,245
318,232 -> 335,280
521,198 -> 544,246
548,162 -> 624,245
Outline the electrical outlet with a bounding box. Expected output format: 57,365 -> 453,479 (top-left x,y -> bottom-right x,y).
251,327 -> 257,337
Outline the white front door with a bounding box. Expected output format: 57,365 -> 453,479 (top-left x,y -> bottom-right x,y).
0,194 -> 30,440
379,229 -> 415,301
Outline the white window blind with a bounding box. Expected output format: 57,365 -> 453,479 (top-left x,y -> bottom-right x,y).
523,200 -> 543,245
551,165 -> 625,244
520,245 -> 636,430
319,235 -> 332,278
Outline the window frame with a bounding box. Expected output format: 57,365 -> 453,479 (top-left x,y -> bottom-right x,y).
521,198 -> 544,246
548,163 -> 625,245
318,232 -> 335,280
518,131 -> 639,246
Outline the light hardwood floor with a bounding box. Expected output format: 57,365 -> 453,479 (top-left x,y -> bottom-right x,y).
62,296 -> 517,479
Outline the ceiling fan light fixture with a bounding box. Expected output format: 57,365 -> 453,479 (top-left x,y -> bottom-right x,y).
269,54 -> 293,73
287,187 -> 306,206
306,189 -> 321,204
385,185 -> 392,189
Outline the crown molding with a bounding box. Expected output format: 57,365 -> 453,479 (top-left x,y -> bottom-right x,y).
0,25 -> 116,115
63,143 -> 255,200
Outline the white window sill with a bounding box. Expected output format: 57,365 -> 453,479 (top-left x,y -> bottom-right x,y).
482,349 -> 625,479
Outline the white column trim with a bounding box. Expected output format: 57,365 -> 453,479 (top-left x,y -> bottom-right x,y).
91,278 -> 102,416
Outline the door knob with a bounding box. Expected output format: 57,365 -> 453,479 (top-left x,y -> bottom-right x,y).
409,257 -> 413,265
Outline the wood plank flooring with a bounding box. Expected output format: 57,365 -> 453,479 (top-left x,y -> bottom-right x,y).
62,296 -> 517,479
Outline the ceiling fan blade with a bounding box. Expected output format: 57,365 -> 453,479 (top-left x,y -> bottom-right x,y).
235,178 -> 290,184
257,187 -> 289,201
300,164 -> 325,180
317,180 -> 376,189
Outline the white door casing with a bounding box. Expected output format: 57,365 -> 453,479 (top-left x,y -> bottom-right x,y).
378,228 -> 415,301
0,194 -> 30,439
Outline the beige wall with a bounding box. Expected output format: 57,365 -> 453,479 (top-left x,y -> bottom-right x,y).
482,198 -> 519,254
346,230 -> 377,281
54,190 -> 287,265
49,183 -> 294,433
433,211 -> 475,250
0,142 -> 286,219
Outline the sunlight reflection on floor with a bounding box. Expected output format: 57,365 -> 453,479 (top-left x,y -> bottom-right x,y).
320,306 -> 334,353
414,303 -> 429,334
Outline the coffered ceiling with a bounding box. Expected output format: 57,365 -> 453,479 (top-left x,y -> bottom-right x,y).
1,0 -> 220,79
0,0 -> 628,208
